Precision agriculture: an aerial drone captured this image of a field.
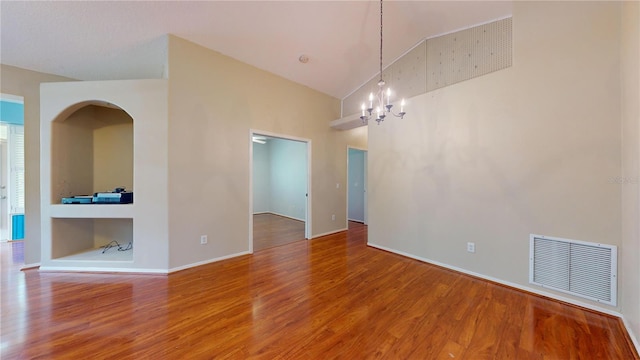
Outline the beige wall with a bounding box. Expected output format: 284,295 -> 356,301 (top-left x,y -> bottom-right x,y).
368,1 -> 624,310
0,64 -> 72,265
621,0 -> 640,346
166,35 -> 366,269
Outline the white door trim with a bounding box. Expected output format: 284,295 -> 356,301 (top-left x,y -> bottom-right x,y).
249,129 -> 312,253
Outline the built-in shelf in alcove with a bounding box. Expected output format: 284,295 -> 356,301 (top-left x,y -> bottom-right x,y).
50,204 -> 135,219
51,217 -> 133,262
41,79 -> 170,273
53,247 -> 133,262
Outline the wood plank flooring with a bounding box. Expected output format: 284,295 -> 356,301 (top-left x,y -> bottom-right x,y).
253,213 -> 305,251
1,223 -> 638,359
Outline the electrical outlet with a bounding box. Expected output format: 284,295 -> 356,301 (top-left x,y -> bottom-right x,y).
467,242 -> 475,253
331,214 -> 336,221
200,235 -> 208,245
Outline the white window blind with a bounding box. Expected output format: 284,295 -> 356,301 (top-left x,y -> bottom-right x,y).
9,125 -> 24,214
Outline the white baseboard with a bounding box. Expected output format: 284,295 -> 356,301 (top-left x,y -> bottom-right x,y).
21,262 -> 41,270
621,316 -> 640,356
270,211 -> 305,222
168,251 -> 251,273
348,218 -> 365,223
255,211 -> 305,222
39,266 -> 168,274
38,251 -> 252,275
312,228 -> 348,239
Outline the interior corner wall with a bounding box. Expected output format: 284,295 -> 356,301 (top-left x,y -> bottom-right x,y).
620,0 -> 640,346
166,35 -> 365,269
0,64 -> 73,266
368,1 -> 624,311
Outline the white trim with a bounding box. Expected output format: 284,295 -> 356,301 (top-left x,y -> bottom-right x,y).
0,94 -> 24,103
39,266 -> 168,274
330,113 -> 365,131
529,233 -> 618,248
312,228 -> 348,239
622,316 -> 640,355
249,129 -> 311,144
21,262 -> 40,270
249,129 -> 312,243
347,146 -> 368,152
306,139 -> 312,239
168,251 -> 251,273
367,242 -> 623,317
346,146 -> 351,225
258,211 -> 305,223
249,134 -> 254,254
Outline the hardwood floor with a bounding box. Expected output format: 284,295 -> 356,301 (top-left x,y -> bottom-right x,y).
253,213 -> 305,251
1,223 -> 638,359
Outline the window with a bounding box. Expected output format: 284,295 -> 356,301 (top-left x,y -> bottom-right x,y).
9,125 -> 24,214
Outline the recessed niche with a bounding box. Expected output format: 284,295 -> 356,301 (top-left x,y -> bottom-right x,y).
51,102 -> 133,204
51,218 -> 133,261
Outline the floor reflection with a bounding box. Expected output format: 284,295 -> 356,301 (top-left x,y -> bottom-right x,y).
1,240 -> 24,268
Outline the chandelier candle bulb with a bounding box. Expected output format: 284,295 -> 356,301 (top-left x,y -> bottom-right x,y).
361,104 -> 366,117
401,99 -> 405,113
386,88 -> 391,105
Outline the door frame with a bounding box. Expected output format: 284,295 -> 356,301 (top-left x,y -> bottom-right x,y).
0,93 -> 25,242
249,129 -> 312,253
346,146 -> 368,225
0,139 -> 7,241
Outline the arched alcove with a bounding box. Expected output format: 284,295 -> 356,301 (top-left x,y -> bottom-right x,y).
50,101 -> 134,203
39,79 -> 169,273
48,101 -> 134,262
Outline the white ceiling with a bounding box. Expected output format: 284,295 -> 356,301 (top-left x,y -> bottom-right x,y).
0,1 -> 512,99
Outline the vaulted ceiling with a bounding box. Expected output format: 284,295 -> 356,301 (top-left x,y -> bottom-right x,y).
0,1 -> 512,99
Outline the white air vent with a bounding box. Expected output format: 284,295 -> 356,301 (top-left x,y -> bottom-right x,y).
529,234 -> 617,306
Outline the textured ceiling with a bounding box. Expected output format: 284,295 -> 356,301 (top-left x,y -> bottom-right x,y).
0,1 -> 512,99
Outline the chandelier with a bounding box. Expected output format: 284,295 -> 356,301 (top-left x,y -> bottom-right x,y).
360,0 -> 406,125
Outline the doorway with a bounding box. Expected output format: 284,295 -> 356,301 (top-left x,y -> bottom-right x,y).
250,130 -> 311,252
0,94 -> 25,242
347,147 -> 367,225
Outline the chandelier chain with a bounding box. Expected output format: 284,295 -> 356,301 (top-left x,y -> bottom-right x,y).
359,0 -> 406,125
379,0 -> 383,82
